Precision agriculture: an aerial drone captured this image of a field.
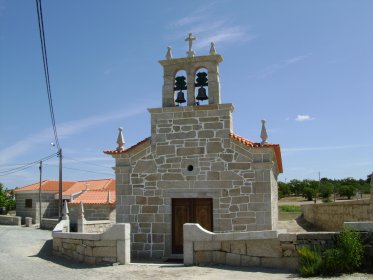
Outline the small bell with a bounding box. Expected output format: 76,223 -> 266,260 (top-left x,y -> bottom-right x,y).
175,91 -> 186,104
196,87 -> 208,101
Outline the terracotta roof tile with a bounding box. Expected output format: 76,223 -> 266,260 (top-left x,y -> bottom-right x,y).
229,132 -> 283,173
69,190 -> 115,205
14,180 -> 76,192
103,137 -> 151,155
62,179 -> 115,196
14,179 -> 115,194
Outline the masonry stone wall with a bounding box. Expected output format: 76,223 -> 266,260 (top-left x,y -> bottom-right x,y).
41,218 -> 59,230
68,204 -> 116,225
113,104 -> 279,259
302,199 -> 371,231
52,223 -> 130,265
183,223 -> 373,271
83,220 -> 113,233
15,192 -> 58,224
0,215 -> 21,225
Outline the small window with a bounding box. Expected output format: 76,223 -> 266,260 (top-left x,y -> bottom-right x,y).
25,199 -> 32,208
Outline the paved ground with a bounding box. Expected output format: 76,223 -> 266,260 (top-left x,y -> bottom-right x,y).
0,225 -> 372,280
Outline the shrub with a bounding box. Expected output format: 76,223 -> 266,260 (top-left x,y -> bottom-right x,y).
322,227 -> 364,275
298,246 -> 322,277
322,248 -> 342,275
337,227 -> 364,272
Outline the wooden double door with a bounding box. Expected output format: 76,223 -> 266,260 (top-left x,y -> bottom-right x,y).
172,198 -> 213,254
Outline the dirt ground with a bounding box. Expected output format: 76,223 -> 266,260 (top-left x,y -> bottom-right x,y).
1,225 -> 373,280
278,195 -> 370,206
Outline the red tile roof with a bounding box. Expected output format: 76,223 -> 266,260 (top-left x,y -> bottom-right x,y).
103,137 -> 151,155
229,132 -> 283,173
15,179 -> 116,205
69,190 -> 115,205
14,180 -> 76,192
62,179 -> 115,196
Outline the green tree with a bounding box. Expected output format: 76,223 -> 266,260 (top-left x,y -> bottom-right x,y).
288,179 -> 304,196
0,182 -> 16,212
303,187 -> 316,201
338,184 -> 355,199
320,182 -> 333,201
278,182 -> 291,198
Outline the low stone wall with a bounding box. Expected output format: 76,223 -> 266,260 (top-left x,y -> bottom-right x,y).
302,199 -> 370,231
0,215 -> 21,226
52,223 -> 130,265
184,223 -> 338,271
41,218 -> 59,230
81,220 -> 113,233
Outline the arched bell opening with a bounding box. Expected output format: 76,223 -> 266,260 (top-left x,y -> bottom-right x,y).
174,70 -> 187,107
194,68 -> 208,105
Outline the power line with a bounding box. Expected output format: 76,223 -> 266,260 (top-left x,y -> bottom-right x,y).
0,153 -> 58,176
63,156 -> 112,169
35,0 -> 60,150
62,166 -> 113,176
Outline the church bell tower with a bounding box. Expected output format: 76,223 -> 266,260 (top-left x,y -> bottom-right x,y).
159,33 -> 223,107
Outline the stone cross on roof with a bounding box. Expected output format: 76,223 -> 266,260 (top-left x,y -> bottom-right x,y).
185,33 -> 196,57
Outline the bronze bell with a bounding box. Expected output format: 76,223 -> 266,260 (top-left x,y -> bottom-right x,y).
175,91 -> 186,104
196,87 -> 208,101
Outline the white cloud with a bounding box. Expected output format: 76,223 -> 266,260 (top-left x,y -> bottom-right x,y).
0,100 -> 156,165
168,9 -> 252,51
173,16 -> 204,28
194,25 -> 251,50
249,53 -> 312,79
295,114 -> 315,122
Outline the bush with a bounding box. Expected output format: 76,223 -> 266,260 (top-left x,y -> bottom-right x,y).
322,227 -> 364,275
298,246 -> 322,277
322,248 -> 342,275
337,227 -> 364,272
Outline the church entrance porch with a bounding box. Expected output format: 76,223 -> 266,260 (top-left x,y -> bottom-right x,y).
172,198 -> 213,254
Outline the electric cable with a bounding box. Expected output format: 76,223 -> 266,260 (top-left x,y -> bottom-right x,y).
35,0 -> 60,150
0,152 -> 58,176
62,166 -> 113,176
63,156 -> 112,169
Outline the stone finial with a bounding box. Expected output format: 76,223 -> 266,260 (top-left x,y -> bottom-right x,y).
116,127 -> 125,151
166,46 -> 173,60
62,201 -> 69,220
185,33 -> 196,57
209,42 -> 217,55
260,119 -> 268,145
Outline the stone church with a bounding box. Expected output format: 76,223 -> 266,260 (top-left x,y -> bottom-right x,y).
104,34 -> 283,259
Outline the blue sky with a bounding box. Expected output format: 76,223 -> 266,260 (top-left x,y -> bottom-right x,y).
0,0 -> 372,188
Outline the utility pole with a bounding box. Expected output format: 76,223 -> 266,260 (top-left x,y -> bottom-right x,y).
315,171 -> 320,204
58,148 -> 63,220
39,161 -> 42,227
